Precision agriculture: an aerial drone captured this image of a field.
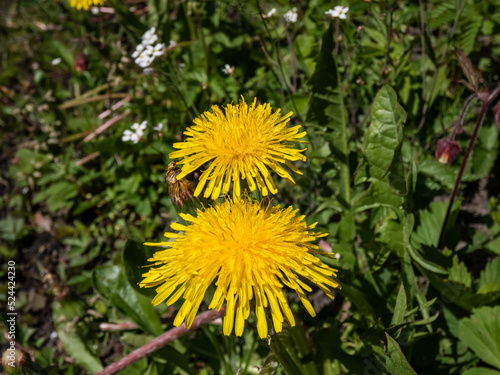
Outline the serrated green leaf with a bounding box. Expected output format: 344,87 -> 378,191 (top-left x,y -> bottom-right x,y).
449,256 -> 472,287
429,1 -> 457,28
412,201 -> 460,248
472,125 -> 499,179
478,258 -> 500,294
93,264 -> 163,336
459,306 -> 500,370
385,333 -> 417,375
363,85 -> 406,181
458,16 -> 482,54
419,268 -> 500,312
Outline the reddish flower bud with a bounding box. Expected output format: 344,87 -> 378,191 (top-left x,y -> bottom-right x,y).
494,101 -> 500,130
435,138 -> 461,165
75,51 -> 87,72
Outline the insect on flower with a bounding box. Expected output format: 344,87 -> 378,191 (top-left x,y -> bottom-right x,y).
166,161 -> 194,208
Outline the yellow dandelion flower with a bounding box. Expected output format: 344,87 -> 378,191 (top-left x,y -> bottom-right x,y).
169,97 -> 307,200
68,0 -> 104,10
140,198 -> 340,339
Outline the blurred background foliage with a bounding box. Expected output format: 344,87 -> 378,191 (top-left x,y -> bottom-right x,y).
1,0 -> 500,374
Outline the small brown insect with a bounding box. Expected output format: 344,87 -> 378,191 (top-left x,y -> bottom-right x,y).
166,161 -> 194,208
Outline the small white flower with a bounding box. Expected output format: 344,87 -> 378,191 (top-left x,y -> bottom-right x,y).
130,132 -> 140,144
154,123 -> 163,132
145,43 -> 165,57
326,6 -> 349,19
167,40 -> 177,50
122,129 -> 134,142
263,8 -> 276,18
51,58 -> 61,66
131,121 -> 147,136
283,7 -> 298,23
221,64 -> 235,75
132,44 -> 145,59
142,27 -> 158,46
143,67 -> 154,75
90,7 -> 100,15
178,63 -> 185,71
135,54 -> 153,68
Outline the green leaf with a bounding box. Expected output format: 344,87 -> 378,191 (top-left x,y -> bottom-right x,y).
448,256 -> 472,287
385,333 -> 417,375
420,268 -> 500,312
362,85 -> 406,181
93,264 -> 163,336
459,306 -> 500,370
478,258 -> 500,294
418,156 -> 459,191
412,201 -> 460,248
353,180 -> 405,214
472,125 -> 499,179
407,245 -> 448,275
458,16 -> 482,55
122,240 -> 159,299
390,283 -> 407,327
52,300 -> 103,373
462,369 -> 500,375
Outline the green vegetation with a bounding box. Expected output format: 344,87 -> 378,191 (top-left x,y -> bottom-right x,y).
1,0 -> 500,374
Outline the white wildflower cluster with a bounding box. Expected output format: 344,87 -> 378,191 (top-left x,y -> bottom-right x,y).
132,27 -> 165,68
284,7 -> 298,23
221,64 -> 235,75
262,8 -> 276,18
122,121 -> 147,144
325,5 -> 349,19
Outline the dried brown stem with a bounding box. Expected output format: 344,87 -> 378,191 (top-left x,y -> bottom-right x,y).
83,110 -> 130,142
95,306 -> 226,375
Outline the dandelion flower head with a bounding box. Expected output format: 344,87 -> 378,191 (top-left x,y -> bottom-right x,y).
69,0 -> 104,10
170,98 -> 307,200
140,198 -> 340,338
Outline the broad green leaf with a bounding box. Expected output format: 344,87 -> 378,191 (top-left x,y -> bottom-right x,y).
418,157 -> 459,191
354,180 -> 405,214
390,283 -> 407,327
478,258 -> 500,294
93,264 -> 163,336
385,333 -> 417,375
52,300 -> 103,373
459,306 -> 500,370
363,85 -> 406,181
122,239 -> 158,299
